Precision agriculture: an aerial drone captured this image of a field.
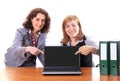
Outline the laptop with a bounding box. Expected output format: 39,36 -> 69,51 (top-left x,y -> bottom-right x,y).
42,46 -> 82,75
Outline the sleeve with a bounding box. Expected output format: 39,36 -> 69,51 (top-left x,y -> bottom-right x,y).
37,33 -> 47,66
4,28 -> 28,67
85,36 -> 98,49
85,36 -> 99,54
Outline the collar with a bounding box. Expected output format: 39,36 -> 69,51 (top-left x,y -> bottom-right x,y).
66,39 -> 84,46
28,29 -> 41,35
66,36 -> 87,46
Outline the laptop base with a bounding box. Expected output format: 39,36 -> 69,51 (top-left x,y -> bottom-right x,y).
42,67 -> 82,75
42,71 -> 82,75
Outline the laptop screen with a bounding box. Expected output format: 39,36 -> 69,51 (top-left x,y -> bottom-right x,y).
44,46 -> 80,67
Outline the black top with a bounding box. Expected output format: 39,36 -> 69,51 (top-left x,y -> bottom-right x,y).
62,36 -> 92,67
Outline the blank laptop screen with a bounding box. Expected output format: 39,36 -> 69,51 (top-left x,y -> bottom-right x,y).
44,46 -> 80,67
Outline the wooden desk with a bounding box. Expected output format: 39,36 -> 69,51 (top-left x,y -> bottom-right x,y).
0,67 -> 119,81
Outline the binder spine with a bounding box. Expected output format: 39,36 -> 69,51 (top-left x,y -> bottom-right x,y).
110,41 -> 120,75
99,41 -> 110,75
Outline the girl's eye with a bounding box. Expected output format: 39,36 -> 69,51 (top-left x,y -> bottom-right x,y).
72,24 -> 76,27
65,25 -> 70,28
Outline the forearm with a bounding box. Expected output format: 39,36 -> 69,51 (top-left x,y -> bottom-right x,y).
15,46 -> 28,58
91,46 -> 99,55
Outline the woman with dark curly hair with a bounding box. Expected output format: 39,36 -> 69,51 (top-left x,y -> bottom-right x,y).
5,8 -> 51,67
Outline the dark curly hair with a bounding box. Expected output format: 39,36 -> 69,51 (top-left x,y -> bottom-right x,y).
23,8 -> 50,33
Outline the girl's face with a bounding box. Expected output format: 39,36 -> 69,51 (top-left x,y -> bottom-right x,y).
65,20 -> 80,38
31,13 -> 45,32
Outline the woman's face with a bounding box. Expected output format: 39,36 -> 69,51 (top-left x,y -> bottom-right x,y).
65,20 -> 80,38
31,13 -> 45,32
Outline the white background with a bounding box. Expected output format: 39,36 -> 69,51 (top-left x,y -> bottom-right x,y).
0,0 -> 120,68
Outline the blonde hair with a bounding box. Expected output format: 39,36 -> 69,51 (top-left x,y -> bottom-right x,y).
61,15 -> 84,44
